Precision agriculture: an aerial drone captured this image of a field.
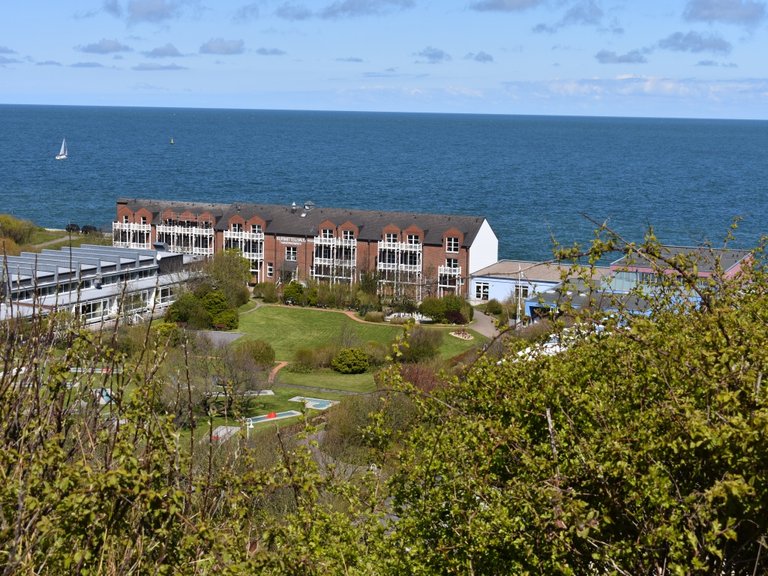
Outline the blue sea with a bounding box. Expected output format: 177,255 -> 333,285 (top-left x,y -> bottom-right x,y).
0,104 -> 765,261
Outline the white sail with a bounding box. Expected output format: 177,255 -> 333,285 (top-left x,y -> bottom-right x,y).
55,138 -> 68,160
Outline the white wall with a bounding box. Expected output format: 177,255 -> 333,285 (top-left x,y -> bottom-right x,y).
468,219 -> 498,274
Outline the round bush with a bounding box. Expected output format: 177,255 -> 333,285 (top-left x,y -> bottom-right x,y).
331,347 -> 370,374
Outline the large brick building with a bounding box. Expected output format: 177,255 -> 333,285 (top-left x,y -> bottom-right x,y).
113,198 -> 498,299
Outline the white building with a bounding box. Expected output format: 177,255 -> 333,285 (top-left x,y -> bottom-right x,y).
1,244 -> 194,326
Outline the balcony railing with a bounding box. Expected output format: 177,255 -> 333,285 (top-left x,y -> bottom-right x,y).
377,240 -> 422,252
224,230 -> 265,241
156,224 -> 214,237
315,236 -> 357,248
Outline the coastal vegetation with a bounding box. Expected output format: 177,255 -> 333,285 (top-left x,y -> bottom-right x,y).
1,222 -> 767,574
0,214 -> 109,256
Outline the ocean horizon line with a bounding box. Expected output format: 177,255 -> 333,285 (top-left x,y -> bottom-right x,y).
1,102 -> 765,124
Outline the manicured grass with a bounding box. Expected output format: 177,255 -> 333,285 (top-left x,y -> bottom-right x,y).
237,304 -> 487,363
276,368 -> 377,393
237,305 -> 402,361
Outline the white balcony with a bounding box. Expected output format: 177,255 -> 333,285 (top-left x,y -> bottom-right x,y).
156,224 -> 214,237
438,265 -> 462,277
224,230 -> 265,242
315,236 -> 357,248
113,221 -> 152,233
378,240 -> 422,252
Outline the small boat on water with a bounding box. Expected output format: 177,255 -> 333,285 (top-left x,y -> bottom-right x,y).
170,136 -> 174,145
55,138 -> 68,160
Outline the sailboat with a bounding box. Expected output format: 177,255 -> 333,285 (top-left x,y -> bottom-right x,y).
55,138 -> 68,160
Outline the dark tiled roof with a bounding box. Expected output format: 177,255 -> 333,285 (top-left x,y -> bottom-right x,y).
117,198 -> 489,247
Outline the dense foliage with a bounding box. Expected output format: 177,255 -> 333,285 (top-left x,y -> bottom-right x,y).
330,347 -> 370,374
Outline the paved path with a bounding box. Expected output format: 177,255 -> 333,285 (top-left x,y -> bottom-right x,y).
470,309 -> 499,339
268,361 -> 288,384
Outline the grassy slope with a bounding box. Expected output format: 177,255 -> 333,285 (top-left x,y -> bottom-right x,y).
237,305 -> 402,361
237,304 -> 487,362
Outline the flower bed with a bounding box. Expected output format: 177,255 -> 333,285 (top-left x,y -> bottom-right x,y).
449,329 -> 473,341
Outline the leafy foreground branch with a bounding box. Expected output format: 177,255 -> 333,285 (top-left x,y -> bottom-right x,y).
2,231 -> 768,575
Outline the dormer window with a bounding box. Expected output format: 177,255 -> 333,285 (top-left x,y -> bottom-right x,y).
251,223 -> 262,234
407,234 -> 420,245
385,232 -> 398,243
122,215 -> 129,224
342,230 -> 355,241
446,237 -> 460,253
322,228 -> 333,239
231,222 -> 243,232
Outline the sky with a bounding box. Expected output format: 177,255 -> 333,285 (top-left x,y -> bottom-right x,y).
1,0 -> 767,119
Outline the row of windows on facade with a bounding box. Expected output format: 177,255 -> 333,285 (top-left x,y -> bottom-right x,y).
473,282 -> 529,301
118,219 -> 462,252
7,268 -> 157,302
78,286 -> 175,322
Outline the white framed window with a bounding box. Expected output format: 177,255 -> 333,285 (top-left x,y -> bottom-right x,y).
322,228 -> 334,239
251,223 -> 262,234
267,262 -> 274,277
446,258 -> 459,269
446,237 -> 460,253
122,215 -> 129,223
475,282 -> 489,301
407,234 -> 420,245
286,246 -> 297,261
385,232 -> 398,243
342,229 -> 354,241
231,222 -> 243,232
140,216 -> 147,225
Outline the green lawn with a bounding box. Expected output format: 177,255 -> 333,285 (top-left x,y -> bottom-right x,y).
237,305 -> 402,361
276,368 -> 377,393
236,304 -> 487,363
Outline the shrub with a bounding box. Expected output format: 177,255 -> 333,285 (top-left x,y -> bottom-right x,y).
165,292 -> 210,328
0,237 -> 20,256
0,214 -> 36,244
202,290 -> 229,318
364,311 -> 385,323
151,321 -> 183,347
239,339 -> 275,368
363,341 -> 388,366
484,299 -> 503,315
398,325 -> 443,363
292,348 -> 318,372
282,281 -> 304,305
419,297 -> 446,323
444,309 -> 467,325
399,361 -> 444,393
212,309 -> 238,330
331,348 -> 370,374
253,282 -> 278,303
